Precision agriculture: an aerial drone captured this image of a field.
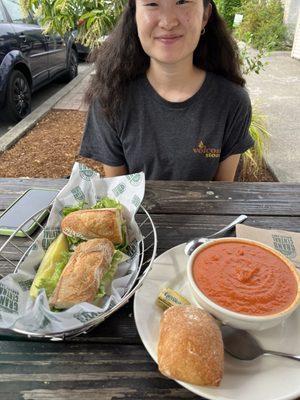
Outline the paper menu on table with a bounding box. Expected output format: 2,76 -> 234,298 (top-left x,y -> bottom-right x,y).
236,224 -> 300,268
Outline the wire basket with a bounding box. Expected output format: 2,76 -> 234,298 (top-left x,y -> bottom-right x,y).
0,204 -> 157,340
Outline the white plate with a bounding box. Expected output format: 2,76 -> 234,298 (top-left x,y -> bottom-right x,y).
133,243 -> 300,400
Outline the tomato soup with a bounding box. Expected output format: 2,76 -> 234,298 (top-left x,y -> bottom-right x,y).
192,241 -> 298,316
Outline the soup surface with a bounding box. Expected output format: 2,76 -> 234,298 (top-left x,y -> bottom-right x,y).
192,241 -> 298,316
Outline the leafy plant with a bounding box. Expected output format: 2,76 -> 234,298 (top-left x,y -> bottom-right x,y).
240,106 -> 272,180
234,0 -> 287,51
20,0 -> 127,48
237,43 -> 271,179
239,38 -> 268,75
220,0 -> 242,29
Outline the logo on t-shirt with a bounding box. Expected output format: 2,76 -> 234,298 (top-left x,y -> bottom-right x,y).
193,141 -> 221,158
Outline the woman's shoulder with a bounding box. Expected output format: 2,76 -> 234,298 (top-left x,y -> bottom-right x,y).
207,72 -> 251,107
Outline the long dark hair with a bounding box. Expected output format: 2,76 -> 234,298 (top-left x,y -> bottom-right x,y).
85,0 -> 245,124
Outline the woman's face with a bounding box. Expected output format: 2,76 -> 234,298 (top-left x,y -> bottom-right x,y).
135,0 -> 211,66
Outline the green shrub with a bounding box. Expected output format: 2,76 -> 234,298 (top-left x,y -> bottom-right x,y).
21,0 -> 127,48
223,0 -> 242,29
235,0 -> 287,50
238,45 -> 271,180
241,106 -> 271,180
215,0 -> 241,29
236,37 -> 271,179
239,41 -> 268,75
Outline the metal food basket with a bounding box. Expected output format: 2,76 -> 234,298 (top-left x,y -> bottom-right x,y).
0,204 -> 157,340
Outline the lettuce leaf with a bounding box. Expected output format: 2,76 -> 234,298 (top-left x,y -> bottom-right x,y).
93,197 -> 123,211
63,197 -> 121,216
62,201 -> 86,217
66,236 -> 85,248
30,233 -> 69,299
115,223 -> 128,253
36,251 -> 71,298
95,250 -> 127,300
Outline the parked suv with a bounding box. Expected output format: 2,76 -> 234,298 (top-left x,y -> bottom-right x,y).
0,0 -> 78,122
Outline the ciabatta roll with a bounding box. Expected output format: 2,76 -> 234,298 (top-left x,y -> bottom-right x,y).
158,305 -> 224,386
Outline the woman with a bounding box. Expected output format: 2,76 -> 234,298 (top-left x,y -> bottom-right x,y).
80,0 -> 254,181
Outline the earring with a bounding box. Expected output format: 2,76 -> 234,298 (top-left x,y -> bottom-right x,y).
201,27 -> 206,35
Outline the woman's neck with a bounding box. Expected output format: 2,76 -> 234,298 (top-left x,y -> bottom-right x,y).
146,60 -> 206,102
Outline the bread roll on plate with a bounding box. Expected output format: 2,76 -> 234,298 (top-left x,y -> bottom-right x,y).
158,305 -> 224,386
61,208 -> 124,245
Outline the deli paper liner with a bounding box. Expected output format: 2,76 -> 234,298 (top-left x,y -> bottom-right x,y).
0,163 -> 145,336
236,224 -> 300,269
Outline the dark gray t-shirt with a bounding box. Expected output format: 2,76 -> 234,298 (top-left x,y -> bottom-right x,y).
80,72 -> 254,180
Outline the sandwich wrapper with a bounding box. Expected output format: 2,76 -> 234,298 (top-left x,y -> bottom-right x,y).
0,163 -> 146,336
236,224 -> 300,269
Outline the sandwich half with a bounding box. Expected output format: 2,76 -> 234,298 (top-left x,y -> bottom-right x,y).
49,238 -> 115,309
61,208 -> 125,245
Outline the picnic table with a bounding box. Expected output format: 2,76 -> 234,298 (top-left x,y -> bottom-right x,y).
0,177 -> 300,400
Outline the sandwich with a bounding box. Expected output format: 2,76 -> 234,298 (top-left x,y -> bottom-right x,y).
29,197 -> 128,309
158,305 -> 224,386
49,238 -> 115,309
61,208 -> 124,246
30,235 -> 126,308
61,197 -> 127,251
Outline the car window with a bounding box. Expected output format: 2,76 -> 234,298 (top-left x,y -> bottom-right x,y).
0,3 -> 6,22
2,0 -> 34,24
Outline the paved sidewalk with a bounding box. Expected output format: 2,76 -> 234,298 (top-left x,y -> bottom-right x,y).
246,51 -> 300,182
54,74 -> 90,112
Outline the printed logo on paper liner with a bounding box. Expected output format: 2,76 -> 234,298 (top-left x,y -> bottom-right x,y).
42,228 -> 61,250
71,186 -> 86,202
74,311 -> 101,323
112,183 -> 126,197
18,279 -> 34,292
79,164 -> 96,181
126,173 -> 142,186
131,195 -> 141,208
0,284 -> 19,314
272,235 -> 296,259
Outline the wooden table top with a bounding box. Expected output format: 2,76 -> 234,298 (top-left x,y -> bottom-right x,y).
0,178 -> 300,400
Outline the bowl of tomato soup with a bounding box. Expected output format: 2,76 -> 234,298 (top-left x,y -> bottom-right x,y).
187,238 -> 300,331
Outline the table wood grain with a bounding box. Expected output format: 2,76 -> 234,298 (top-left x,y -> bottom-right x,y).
0,178 -> 299,400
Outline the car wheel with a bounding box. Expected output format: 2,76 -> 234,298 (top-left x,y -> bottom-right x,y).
4,70 -> 31,122
64,49 -> 78,82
